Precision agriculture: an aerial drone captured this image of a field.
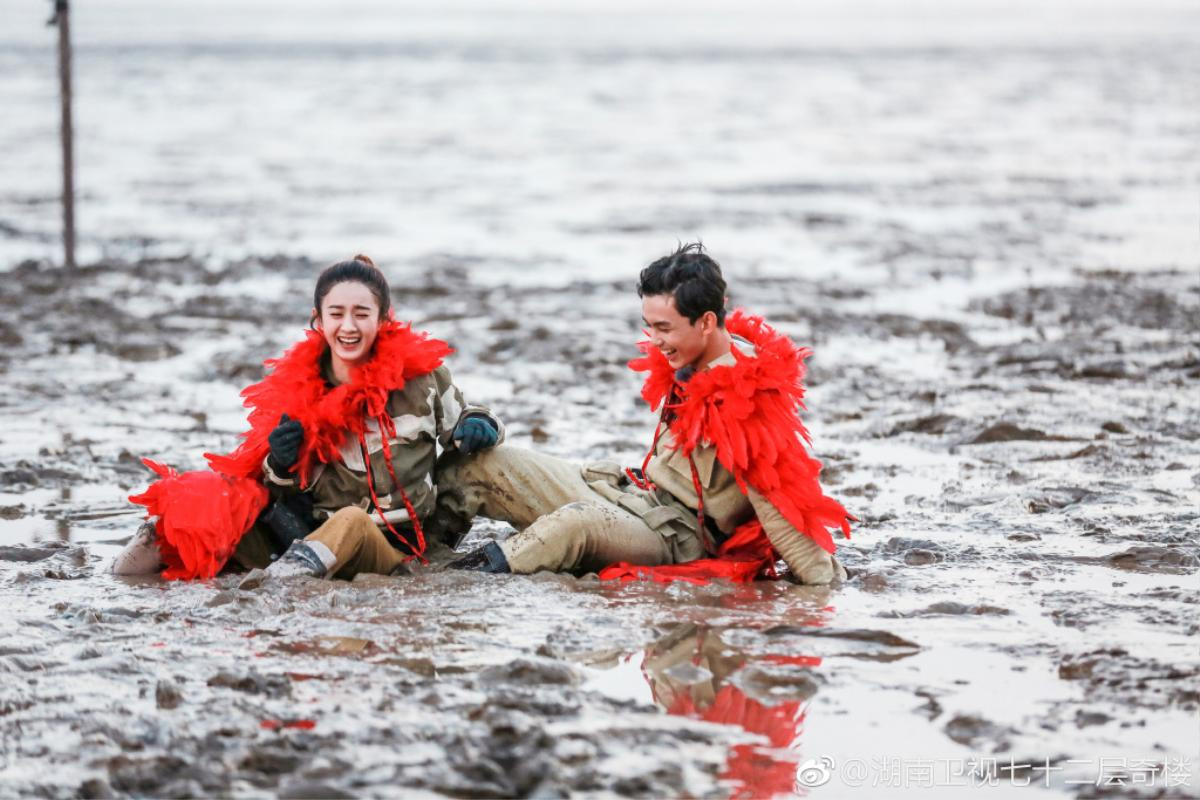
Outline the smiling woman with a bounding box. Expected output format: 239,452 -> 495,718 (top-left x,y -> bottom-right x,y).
311,256 -> 388,385
118,254 -> 504,582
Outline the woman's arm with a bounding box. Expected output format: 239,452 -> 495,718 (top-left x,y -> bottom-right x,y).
431,365 -> 505,451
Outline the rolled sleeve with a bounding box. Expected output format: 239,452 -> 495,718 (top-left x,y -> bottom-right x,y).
747,487 -> 837,585
433,366 -> 505,450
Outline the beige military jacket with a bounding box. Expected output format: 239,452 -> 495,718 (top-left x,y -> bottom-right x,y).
644,348 -> 843,583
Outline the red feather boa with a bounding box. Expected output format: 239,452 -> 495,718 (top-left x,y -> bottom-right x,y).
130,320 -> 450,580
205,319 -> 451,488
600,309 -> 851,585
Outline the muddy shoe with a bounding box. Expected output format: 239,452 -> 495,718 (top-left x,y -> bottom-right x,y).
446,541 -> 510,573
263,540 -> 337,579
832,555 -> 850,581
112,519 -> 163,576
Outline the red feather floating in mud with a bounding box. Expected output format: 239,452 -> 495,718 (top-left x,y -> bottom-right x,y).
260,718 -> 316,731
600,520 -> 777,584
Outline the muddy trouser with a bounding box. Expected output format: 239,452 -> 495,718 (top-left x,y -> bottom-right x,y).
435,445 -> 706,575
234,507 -> 409,579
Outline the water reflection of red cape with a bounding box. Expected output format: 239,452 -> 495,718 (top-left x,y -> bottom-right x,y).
640,625 -> 824,799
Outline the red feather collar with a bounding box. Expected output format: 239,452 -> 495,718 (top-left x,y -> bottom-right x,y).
205,319 -> 452,487
629,309 -> 852,553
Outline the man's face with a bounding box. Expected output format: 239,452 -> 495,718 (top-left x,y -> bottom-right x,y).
642,294 -> 707,370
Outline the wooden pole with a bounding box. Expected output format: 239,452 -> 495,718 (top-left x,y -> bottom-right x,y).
50,0 -> 76,269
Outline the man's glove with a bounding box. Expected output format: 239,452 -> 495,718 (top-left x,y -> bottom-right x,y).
453,416 -> 498,455
267,414 -> 304,475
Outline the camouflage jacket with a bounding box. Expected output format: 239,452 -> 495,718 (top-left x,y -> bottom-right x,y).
263,363 -> 503,528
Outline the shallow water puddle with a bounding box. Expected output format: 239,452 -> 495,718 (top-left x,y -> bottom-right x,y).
581,620 -> 926,798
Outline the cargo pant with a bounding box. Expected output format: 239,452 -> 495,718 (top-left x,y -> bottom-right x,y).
233,506 -> 445,579
434,445 -> 706,575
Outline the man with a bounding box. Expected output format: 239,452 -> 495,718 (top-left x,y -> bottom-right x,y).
437,243 -> 852,584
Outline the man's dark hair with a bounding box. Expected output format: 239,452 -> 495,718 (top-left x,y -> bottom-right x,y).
637,242 -> 727,326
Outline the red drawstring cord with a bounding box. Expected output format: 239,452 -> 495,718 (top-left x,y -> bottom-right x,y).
687,454 -> 716,556
631,390 -> 715,555
626,418 -> 664,491
357,422 -> 427,564
375,414 -> 427,559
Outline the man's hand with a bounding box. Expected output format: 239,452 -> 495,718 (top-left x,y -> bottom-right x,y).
453,417 -> 498,455
267,414 -> 304,474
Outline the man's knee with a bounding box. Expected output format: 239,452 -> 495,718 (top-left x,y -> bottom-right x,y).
501,501 -> 599,573
444,444 -> 519,486
435,445 -> 537,525
534,502 -> 609,558
541,501 -> 600,531
431,449 -> 502,543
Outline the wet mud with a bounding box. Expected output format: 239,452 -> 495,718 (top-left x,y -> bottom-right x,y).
0,250 -> 1196,798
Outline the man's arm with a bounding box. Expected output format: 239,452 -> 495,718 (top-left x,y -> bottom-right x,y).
746,487 -> 839,585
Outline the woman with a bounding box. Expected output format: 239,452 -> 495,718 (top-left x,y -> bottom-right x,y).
115,255 -> 502,580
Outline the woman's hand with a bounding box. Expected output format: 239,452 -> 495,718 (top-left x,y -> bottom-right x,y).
268,414 -> 304,474
453,416 -> 498,455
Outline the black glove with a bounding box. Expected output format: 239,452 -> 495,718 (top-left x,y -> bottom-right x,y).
453,416 -> 498,455
260,493 -> 315,553
267,414 -> 304,475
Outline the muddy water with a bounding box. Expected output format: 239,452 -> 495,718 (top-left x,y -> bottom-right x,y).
0,253 -> 1196,798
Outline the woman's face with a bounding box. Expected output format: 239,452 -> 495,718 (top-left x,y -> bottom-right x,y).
315,281 -> 382,368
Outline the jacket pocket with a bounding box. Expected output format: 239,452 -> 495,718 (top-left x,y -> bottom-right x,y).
641,504 -> 687,532
580,460 -> 624,488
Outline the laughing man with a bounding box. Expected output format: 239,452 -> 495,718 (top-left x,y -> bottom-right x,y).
436,243 -> 853,585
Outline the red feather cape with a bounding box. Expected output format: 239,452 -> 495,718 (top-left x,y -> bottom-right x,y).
205,319 -> 451,488
130,320 -> 451,580
599,309 -> 851,584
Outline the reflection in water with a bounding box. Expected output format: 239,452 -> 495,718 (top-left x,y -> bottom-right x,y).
639,622 -> 825,799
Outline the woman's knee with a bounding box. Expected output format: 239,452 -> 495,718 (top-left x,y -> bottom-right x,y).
321,506 -> 376,541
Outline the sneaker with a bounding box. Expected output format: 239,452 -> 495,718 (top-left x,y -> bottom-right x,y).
264,539 -> 336,579
112,519 -> 163,575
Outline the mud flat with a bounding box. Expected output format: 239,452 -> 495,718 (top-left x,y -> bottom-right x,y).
0,253 -> 1196,798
